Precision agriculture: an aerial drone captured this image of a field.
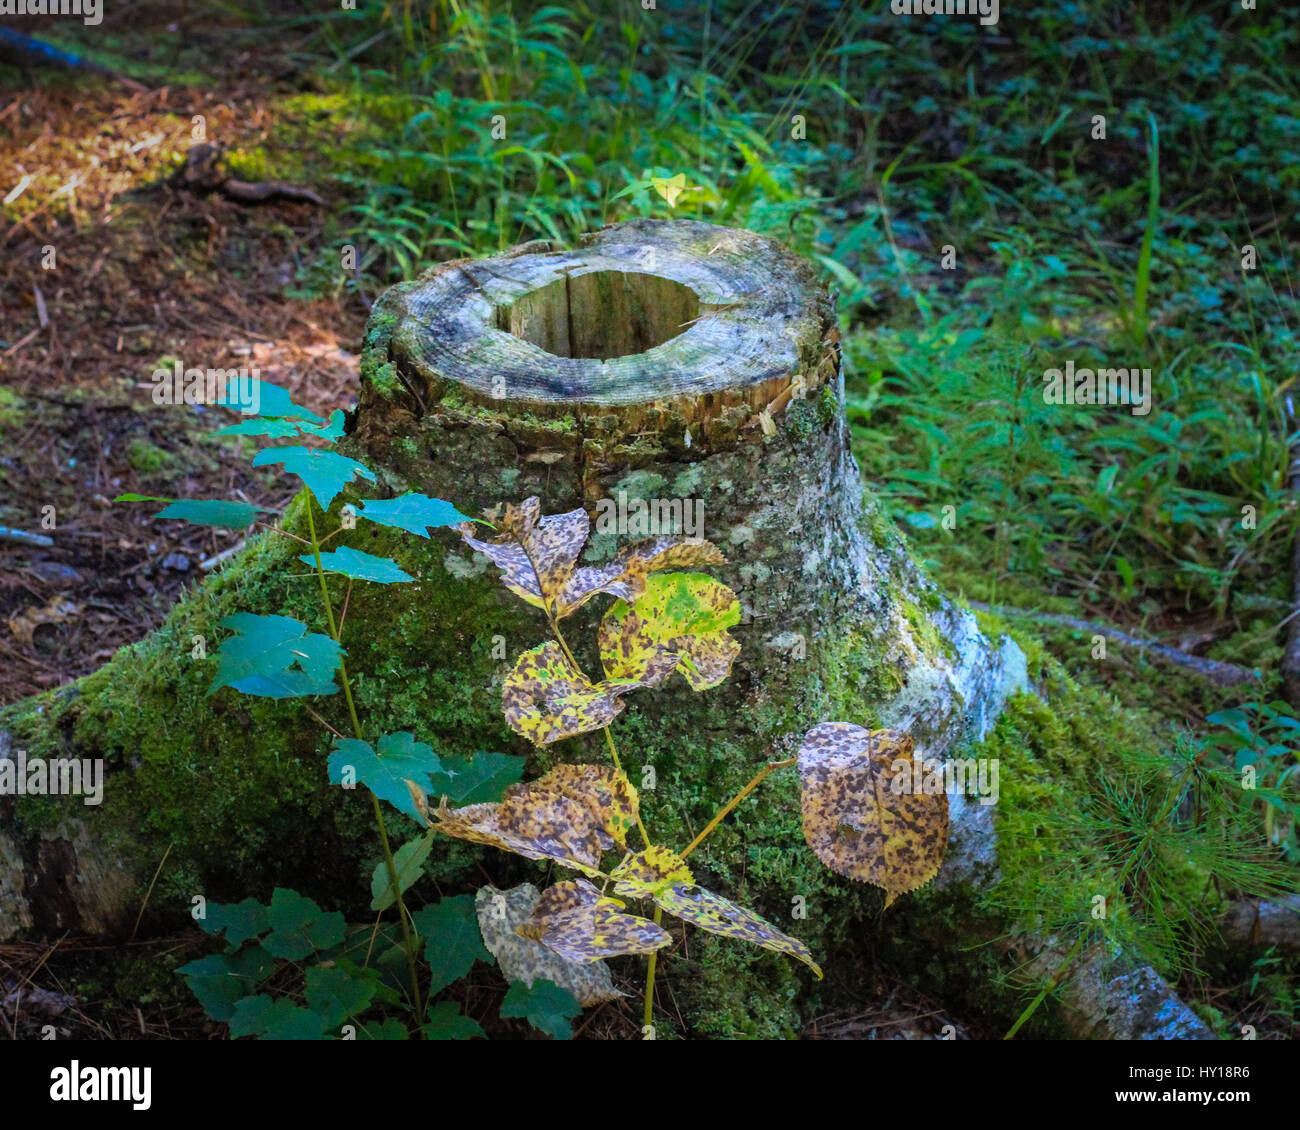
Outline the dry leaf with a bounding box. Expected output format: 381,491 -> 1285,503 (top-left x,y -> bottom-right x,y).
599,572 -> 741,691
611,847 -> 821,977
796,722 -> 948,908
8,595 -> 77,648
460,496 -> 725,619
502,642 -> 640,745
475,883 -> 622,1005
434,763 -> 639,874
518,879 -> 671,963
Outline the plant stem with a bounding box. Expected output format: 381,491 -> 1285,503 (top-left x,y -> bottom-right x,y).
305,500 -> 425,1026
547,614 -> 653,847
1003,932 -> 1085,1041
643,906 -> 664,1035
680,758 -> 796,860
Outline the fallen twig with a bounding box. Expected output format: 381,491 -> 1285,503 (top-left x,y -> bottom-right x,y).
971,601 -> 1259,687
175,143 -> 324,207
0,526 -> 54,548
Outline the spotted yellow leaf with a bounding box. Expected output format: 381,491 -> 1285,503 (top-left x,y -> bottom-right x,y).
434,764 -> 639,874
460,496 -> 726,619
517,879 -> 671,963
502,642 -> 641,745
610,845 -> 696,897
611,847 -> 821,977
458,497 -> 583,611
476,883 -> 622,1006
599,572 -> 741,690
796,722 -> 948,908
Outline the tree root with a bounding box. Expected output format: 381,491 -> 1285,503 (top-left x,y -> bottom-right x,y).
971,602 -> 1258,687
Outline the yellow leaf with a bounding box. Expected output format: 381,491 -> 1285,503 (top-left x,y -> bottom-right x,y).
796,723 -> 948,907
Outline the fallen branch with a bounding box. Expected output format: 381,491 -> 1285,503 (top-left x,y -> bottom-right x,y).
174,144 -> 324,208
970,602 -> 1258,687
1220,895 -> 1300,951
0,527 -> 54,549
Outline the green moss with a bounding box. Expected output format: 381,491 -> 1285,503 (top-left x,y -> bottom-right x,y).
367,361 -> 402,399
125,438 -> 176,475
224,148 -> 270,182
0,386 -> 24,433
901,598 -> 956,662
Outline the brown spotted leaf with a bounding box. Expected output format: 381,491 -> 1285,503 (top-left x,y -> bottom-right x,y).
459,495 -> 727,620
796,722 -> 948,908
458,497 -> 588,611
434,764 -> 638,875
610,845 -> 696,898
599,572 -> 741,691
475,883 -> 622,1005
611,848 -> 821,978
560,536 -> 727,616
502,642 -> 641,745
517,879 -> 671,963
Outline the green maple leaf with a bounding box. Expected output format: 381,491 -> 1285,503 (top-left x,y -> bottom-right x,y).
500,979 -> 581,1040
327,731 -> 441,822
229,995 -> 330,1040
263,888 -> 346,960
358,1018 -> 409,1040
422,1002 -> 485,1040
115,495 -> 268,529
214,377 -> 324,422
212,418 -> 303,439
197,897 -> 269,951
251,446 -> 375,510
208,613 -> 342,699
412,895 -> 491,995
426,751 -> 526,805
300,545 -> 414,584
304,962 -> 380,1030
355,492 -> 473,537
176,945 -> 275,1023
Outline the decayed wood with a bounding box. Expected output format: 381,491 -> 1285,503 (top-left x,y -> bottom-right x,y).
0,218 -> 1222,1039
5,220 -> 1018,948
971,602 -> 1259,687
376,219 -> 838,453
1220,895 -> 1300,951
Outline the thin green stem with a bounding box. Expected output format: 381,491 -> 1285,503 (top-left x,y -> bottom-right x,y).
547,613 -> 652,847
1003,932 -> 1085,1041
681,758 -> 795,860
643,906 -> 664,1035
305,501 -> 425,1026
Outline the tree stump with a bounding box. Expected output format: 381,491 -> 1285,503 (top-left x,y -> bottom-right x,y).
1,220 -> 1046,1034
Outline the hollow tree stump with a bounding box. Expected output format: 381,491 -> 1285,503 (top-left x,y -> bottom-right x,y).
3,220 -> 1030,1033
